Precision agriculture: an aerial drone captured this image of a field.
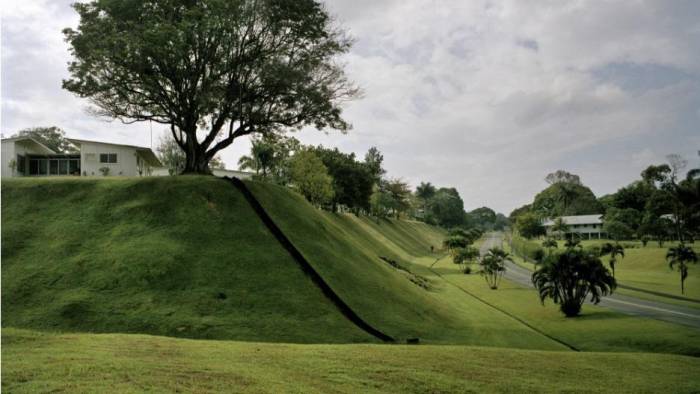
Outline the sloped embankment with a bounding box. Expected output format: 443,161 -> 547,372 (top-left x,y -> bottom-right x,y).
1,177 -> 374,343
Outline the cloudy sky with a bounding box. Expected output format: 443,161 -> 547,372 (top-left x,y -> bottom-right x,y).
2,1 -> 699,214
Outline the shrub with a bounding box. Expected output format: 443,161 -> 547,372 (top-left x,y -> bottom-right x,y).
99,167 -> 110,176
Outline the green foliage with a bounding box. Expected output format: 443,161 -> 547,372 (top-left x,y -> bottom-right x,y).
63,0 -> 357,173
98,167 -> 110,176
666,244 -> 698,294
550,217 -> 569,239
426,187 -> 466,228
480,247 -> 508,289
14,126 -> 77,153
467,207 -> 508,231
609,181 -> 655,212
383,178 -> 412,219
311,146 -> 374,213
363,146 -> 385,184
443,236 -> 469,254
288,149 -> 334,206
515,212 -> 545,239
600,242 -> 625,278
542,238 -> 558,250
415,182 -> 436,201
532,249 -> 616,317
531,182 -> 602,217
238,134 -> 300,183
511,235 -> 544,263
603,220 -> 634,241
453,246 -> 480,273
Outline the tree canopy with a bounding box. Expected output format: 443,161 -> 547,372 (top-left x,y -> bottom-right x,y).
63,0 -> 358,173
13,126 -> 76,153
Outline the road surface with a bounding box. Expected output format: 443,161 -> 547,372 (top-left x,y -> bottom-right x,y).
480,233 -> 700,329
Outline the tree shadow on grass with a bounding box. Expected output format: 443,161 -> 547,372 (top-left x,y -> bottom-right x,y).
573,310 -> 631,321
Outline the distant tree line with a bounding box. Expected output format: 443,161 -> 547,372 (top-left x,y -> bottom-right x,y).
233,134 -> 506,229
511,158 -> 700,243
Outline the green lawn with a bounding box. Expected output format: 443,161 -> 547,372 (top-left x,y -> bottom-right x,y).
510,235 -> 700,303
4,328 -> 700,394
424,253 -> 700,357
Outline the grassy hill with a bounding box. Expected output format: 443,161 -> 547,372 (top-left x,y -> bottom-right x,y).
1,177 -> 373,343
4,328 -> 700,394
3,176 -> 561,349
244,181 -> 565,348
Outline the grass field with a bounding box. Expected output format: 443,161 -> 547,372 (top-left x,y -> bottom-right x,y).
4,328 -> 700,394
424,251 -> 700,357
509,234 -> 700,302
4,177 -> 700,392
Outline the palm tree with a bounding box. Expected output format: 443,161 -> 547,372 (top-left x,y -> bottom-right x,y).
551,217 -> 569,240
532,249 -> 616,317
666,244 -> 698,294
480,247 -> 508,289
600,242 -> 625,279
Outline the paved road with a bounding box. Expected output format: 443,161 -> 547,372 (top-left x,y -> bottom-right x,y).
481,233 -> 700,329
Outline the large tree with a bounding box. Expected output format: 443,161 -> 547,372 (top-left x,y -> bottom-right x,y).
427,188 -> 466,228
311,146 -> 373,213
63,0 -> 358,173
157,133 -> 224,175
516,212 -> 546,239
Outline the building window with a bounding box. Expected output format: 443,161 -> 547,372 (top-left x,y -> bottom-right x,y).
16,154 -> 25,174
100,153 -> 118,163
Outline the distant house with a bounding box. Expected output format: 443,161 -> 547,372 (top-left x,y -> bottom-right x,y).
1,136 -> 162,178
542,214 -> 606,239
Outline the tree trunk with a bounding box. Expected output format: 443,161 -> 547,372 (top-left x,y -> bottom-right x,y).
182,138 -> 212,174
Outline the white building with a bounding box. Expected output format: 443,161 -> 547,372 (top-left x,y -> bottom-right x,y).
542,214 -> 606,239
1,136 -> 162,178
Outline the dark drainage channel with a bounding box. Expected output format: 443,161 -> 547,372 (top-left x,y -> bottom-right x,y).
224,176 -> 396,343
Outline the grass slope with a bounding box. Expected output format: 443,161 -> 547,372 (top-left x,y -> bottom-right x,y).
245,181 -> 564,349
1,177 -> 373,343
4,328 -> 700,394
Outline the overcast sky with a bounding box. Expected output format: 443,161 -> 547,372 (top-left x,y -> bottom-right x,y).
2,1 -> 699,214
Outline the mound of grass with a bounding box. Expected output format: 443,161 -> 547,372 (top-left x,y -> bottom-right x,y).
244,181 -> 565,348
4,328 -> 700,394
1,177 -> 373,343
